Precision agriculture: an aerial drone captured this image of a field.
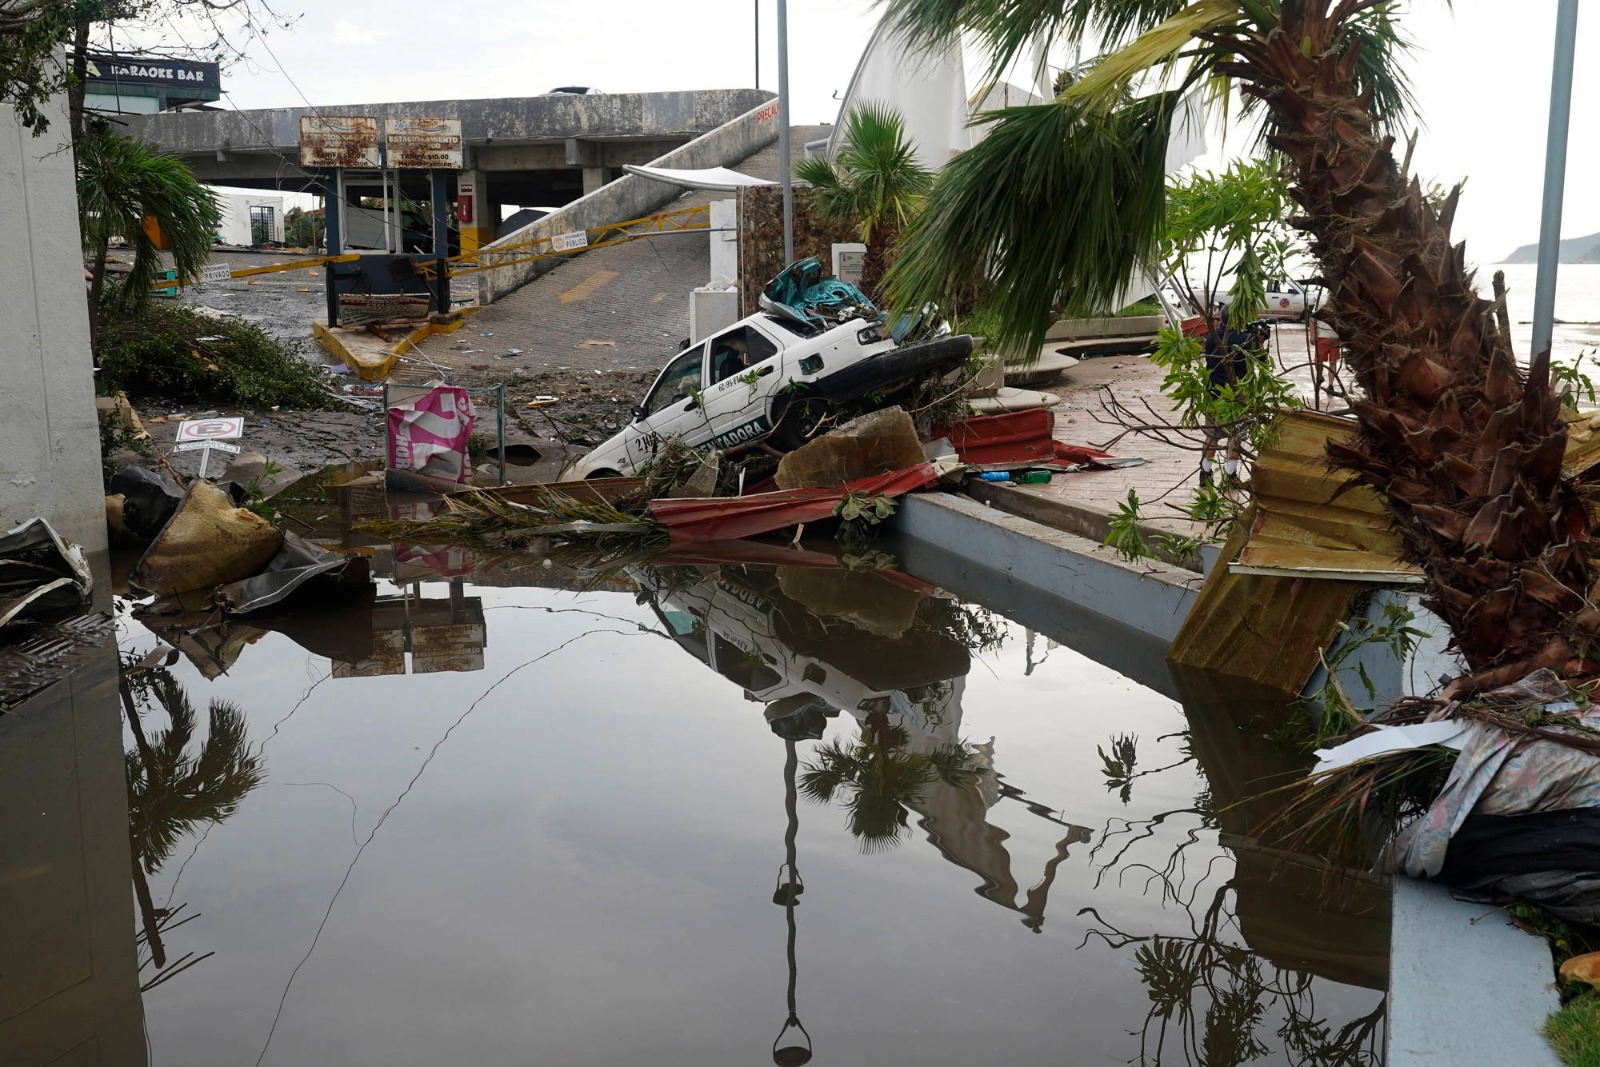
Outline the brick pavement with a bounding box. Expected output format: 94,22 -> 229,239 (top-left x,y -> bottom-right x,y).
1018,323 -> 1333,535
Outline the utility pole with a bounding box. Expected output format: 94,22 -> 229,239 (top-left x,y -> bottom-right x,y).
754,0 -> 761,89
1532,0 -> 1580,361
776,0 -> 793,265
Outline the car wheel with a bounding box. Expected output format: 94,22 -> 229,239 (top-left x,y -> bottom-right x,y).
585,468 -> 624,480
771,396 -> 835,451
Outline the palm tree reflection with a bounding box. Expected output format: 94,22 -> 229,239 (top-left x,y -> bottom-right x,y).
120,665 -> 264,984
799,708 -> 984,853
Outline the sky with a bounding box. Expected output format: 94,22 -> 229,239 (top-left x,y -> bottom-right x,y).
146,0 -> 1597,265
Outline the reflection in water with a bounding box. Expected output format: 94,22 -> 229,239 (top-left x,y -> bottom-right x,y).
1082,881 -> 1384,1067
1073,665 -> 1392,1065
640,558 -> 1098,940
801,711 -> 984,854
66,541 -> 1389,1065
770,722 -> 816,1065
120,661 -> 264,988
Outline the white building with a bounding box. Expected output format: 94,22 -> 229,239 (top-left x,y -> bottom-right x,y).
210,187 -> 285,246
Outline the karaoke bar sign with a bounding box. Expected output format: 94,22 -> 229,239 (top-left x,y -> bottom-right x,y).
85,53 -> 221,93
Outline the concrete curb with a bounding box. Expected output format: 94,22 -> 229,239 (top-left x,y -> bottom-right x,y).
891,491 -> 1201,644
1388,879 -> 1561,1066
313,306 -> 485,382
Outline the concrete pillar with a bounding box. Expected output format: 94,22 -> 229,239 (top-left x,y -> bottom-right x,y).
458,167 -> 493,253
582,166 -> 606,195
0,87 -> 111,560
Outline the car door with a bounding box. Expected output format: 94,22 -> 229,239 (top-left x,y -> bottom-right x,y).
702,322 -> 785,450
624,342 -> 711,469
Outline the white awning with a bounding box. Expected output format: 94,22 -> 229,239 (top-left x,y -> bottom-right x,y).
621,165 -> 775,191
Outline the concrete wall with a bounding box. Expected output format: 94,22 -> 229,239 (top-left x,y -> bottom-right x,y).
478,99 -> 782,303
0,641 -> 147,1064
0,95 -> 110,559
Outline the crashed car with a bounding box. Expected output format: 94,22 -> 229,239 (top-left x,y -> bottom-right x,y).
563,259 -> 973,479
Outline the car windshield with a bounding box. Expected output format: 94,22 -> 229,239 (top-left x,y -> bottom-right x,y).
643,348 -> 704,417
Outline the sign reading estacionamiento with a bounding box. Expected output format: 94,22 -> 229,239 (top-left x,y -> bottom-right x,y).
385,118 -> 463,170
85,53 -> 220,94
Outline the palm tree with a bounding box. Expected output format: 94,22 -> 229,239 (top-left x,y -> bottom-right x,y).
122,668 -> 264,967
885,1 -> 1593,697
794,103 -> 932,301
77,125 -> 217,340
800,709 -> 982,852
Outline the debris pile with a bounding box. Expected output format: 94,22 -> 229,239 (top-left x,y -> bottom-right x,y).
1285,668 -> 1600,925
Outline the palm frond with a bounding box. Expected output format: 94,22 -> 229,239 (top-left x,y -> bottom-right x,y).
800,103 -> 932,245
878,0 -> 1197,84
77,129 -> 216,304
1065,0 -> 1245,110
357,488 -> 666,549
886,91 -> 1179,354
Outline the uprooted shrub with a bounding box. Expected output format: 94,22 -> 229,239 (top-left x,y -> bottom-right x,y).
97,299 -> 337,410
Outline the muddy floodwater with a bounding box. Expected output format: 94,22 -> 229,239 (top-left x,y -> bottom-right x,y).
3,539 -> 1388,1065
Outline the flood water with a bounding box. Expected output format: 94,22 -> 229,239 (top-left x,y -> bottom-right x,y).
2,538 -> 1388,1065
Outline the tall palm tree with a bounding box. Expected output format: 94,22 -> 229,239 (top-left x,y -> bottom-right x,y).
77,125 -> 217,340
885,1 -> 1594,696
795,103 -> 933,300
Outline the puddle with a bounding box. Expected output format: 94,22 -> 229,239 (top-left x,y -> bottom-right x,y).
0,542 -> 1387,1065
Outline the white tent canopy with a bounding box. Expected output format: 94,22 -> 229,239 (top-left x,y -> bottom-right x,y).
621,165 -> 775,191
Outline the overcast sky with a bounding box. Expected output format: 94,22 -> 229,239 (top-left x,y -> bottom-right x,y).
166,0 -> 1594,264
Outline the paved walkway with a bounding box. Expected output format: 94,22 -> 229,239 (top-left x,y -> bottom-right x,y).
412,126 -> 831,381
1014,323 -> 1332,536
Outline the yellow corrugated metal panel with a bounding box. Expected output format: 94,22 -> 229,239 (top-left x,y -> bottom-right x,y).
1167,503 -> 1364,694
1236,411 -> 1421,582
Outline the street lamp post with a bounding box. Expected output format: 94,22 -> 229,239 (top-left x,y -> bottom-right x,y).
1531,0 -> 1580,361
776,0 -> 793,266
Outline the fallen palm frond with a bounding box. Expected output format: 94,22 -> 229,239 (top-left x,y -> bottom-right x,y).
1256,683 -> 1600,865
357,487 -> 667,549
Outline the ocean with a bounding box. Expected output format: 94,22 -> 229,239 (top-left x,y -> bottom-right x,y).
1474,261 -> 1600,372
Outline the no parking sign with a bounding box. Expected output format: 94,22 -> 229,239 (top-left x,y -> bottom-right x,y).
173,417 -> 245,477
175,417 -> 244,442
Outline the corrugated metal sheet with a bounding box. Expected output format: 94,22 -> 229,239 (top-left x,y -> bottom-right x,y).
1167,503 -> 1363,694
648,463 -> 938,542
1234,411 -> 1421,582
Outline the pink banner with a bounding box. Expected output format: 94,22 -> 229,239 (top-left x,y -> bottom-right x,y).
387,386 -> 475,484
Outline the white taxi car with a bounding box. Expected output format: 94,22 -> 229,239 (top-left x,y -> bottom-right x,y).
563,311 -> 972,479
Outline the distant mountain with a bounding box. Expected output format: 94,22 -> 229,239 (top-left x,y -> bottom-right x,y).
1501,231 -> 1600,264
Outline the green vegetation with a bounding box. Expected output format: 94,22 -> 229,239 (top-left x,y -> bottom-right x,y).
1103,488 -> 1149,562
77,127 -> 217,339
284,205 -> 325,249
1160,158 -> 1301,328
1303,598 -> 1431,734
795,103 -> 932,301
97,406 -> 149,485
833,490 -> 897,546
1546,993 -> 1600,1067
97,299 -> 336,410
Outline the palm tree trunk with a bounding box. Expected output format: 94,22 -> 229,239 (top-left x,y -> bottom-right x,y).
1233,4 -> 1598,694
860,230 -> 891,304
87,237 -> 108,346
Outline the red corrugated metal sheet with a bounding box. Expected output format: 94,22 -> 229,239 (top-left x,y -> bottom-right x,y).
648,464 -> 939,542
941,409 -> 1058,465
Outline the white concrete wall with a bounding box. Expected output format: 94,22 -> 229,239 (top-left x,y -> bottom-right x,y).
0,93 -> 111,558
212,189 -> 285,245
